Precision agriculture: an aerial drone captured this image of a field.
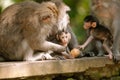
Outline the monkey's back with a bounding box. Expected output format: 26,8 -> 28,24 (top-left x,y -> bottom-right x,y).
91,24 -> 113,43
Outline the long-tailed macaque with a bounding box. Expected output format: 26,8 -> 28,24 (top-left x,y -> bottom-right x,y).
56,30 -> 80,58
91,0 -> 120,61
49,0 -> 79,50
56,30 -> 71,49
78,15 -> 113,59
55,30 -> 74,59
0,1 -> 66,61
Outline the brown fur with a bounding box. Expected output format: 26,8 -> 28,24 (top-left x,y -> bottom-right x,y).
0,1 -> 65,61
91,0 -> 120,60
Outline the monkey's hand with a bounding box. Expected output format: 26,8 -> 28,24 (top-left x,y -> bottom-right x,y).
77,45 -> 85,50
61,51 -> 74,59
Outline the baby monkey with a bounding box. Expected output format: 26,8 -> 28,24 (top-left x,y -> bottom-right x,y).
56,30 -> 73,59
56,30 -> 71,47
78,15 -> 113,59
56,30 -> 80,58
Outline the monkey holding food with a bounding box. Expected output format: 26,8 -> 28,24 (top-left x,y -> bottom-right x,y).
78,15 -> 113,59
56,30 -> 80,58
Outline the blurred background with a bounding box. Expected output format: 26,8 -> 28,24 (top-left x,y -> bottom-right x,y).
0,0 -> 91,44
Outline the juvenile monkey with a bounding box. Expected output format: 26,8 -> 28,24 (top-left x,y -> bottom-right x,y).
56,30 -> 73,59
0,1 -> 65,61
78,15 -> 113,59
56,30 -> 71,48
91,0 -> 120,61
56,30 -> 80,58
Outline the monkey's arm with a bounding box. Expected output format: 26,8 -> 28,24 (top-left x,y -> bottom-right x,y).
103,40 -> 113,59
79,35 -> 94,50
37,41 -> 65,52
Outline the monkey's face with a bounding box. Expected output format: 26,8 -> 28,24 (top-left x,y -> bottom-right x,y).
36,2 -> 59,36
83,22 -> 91,30
38,2 -> 58,27
57,32 -> 71,47
84,22 -> 97,30
60,32 -> 69,44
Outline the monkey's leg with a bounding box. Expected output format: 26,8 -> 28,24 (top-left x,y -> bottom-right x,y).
103,41 -> 113,59
108,20 -> 120,62
112,26 -> 120,61
18,40 -> 46,61
32,51 -> 56,61
20,41 -> 65,61
31,53 -> 46,61
96,41 -> 105,56
17,40 -> 34,61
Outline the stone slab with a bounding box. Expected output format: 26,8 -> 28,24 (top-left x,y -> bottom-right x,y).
0,57 -> 116,79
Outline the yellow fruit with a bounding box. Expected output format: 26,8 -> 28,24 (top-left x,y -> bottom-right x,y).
70,48 -> 80,58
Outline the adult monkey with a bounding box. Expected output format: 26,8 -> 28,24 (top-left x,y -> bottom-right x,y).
91,0 -> 120,61
0,1 -> 66,61
48,0 -> 79,51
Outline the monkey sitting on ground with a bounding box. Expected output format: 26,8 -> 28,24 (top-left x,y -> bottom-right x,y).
48,0 -> 79,50
56,30 -> 71,50
0,1 -> 66,61
55,30 -> 73,59
35,30 -> 73,60
55,30 -> 80,59
37,0 -> 80,59
35,0 -> 80,60
78,15 -> 113,59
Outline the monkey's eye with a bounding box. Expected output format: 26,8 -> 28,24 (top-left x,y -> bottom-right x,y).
42,15 -> 50,20
42,15 -> 51,22
62,37 -> 64,39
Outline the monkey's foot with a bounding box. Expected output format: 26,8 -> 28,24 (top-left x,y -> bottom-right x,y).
41,53 -> 56,60
97,53 -> 104,57
113,54 -> 120,63
104,54 -> 113,60
54,55 -> 66,60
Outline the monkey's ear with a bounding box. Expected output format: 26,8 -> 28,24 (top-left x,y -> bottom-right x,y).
67,33 -> 71,40
91,22 -> 97,28
56,34 -> 60,41
42,15 -> 51,23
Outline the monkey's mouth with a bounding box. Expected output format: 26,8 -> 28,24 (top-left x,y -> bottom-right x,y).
61,42 -> 67,47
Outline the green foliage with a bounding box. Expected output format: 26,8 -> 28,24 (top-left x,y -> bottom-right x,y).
64,0 -> 90,43
0,7 -> 1,13
12,0 -> 25,2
